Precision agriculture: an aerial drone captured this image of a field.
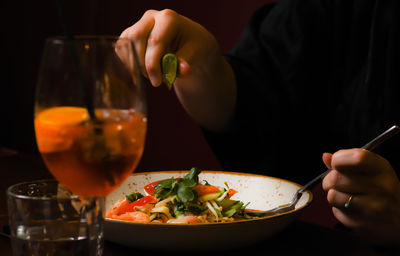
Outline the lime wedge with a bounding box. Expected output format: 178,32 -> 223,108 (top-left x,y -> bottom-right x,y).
161,53 -> 178,90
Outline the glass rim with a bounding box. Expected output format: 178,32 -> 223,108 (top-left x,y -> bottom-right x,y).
6,179 -> 80,201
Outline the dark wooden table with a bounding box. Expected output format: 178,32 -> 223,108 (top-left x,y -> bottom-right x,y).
1,151 -> 398,255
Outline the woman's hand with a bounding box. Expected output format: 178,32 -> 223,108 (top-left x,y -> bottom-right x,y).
120,10 -> 236,132
120,9 -> 218,87
322,149 -> 400,245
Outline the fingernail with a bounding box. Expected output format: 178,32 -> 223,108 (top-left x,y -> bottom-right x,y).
149,75 -> 161,87
178,58 -> 190,76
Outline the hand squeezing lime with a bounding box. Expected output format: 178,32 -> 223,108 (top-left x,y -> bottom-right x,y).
161,53 -> 178,90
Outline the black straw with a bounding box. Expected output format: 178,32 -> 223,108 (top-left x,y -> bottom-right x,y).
56,0 -> 96,120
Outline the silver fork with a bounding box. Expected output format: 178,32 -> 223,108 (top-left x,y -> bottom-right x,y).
247,125 -> 400,217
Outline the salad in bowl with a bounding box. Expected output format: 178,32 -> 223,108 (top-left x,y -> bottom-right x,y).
106,167 -> 257,224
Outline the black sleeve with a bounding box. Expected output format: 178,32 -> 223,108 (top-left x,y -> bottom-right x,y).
203,0 -> 335,183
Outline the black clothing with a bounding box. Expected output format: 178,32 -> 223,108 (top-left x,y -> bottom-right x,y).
204,0 -> 400,184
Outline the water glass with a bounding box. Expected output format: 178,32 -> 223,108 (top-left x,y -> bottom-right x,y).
7,179 -> 103,256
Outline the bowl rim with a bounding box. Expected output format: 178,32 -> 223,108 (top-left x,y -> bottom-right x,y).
105,170 -> 313,226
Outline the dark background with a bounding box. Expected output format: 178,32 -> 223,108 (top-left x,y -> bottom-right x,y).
1,0 -> 274,171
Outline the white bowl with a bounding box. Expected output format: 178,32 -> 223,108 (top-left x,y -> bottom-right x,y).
104,170 -> 313,252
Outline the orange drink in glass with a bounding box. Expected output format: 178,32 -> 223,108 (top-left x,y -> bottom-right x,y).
33,36 -> 146,255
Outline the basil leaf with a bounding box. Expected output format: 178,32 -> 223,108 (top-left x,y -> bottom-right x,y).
184,167 -> 201,183
154,167 -> 203,203
177,185 -> 195,203
156,178 -> 175,189
154,178 -> 180,199
125,192 -> 144,202
180,178 -> 197,188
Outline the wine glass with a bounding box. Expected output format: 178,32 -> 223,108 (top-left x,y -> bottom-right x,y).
34,36 -> 147,255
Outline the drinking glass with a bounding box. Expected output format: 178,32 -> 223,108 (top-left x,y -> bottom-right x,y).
33,36 -> 147,255
7,180 -> 103,256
